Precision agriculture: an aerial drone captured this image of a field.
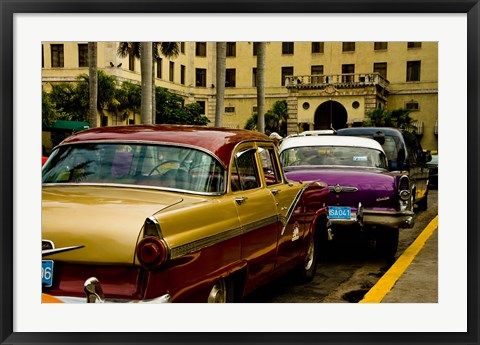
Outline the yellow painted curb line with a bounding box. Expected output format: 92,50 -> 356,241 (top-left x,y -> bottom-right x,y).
359,215 -> 438,303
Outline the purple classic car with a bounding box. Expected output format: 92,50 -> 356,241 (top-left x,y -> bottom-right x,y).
279,135 -> 415,261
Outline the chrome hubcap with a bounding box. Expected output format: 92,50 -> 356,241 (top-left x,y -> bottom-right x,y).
208,279 -> 226,303
304,239 -> 315,271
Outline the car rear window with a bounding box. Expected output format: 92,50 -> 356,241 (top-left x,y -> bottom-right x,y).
280,146 -> 388,169
42,143 -> 226,194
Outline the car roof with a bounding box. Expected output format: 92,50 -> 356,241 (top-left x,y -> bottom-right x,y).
279,134 -> 385,152
336,127 -> 403,137
59,125 -> 271,167
287,129 -> 336,137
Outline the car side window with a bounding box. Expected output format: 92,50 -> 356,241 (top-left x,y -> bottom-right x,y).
258,146 -> 281,186
231,148 -> 261,191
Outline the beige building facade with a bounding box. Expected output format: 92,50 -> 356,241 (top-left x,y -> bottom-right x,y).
42,41 -> 438,151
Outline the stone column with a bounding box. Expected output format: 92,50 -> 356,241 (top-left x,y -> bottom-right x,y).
286,89 -> 299,135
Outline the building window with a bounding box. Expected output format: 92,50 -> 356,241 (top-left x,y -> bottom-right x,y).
407,61 -> 421,81
196,68 -> 207,87
311,65 -> 324,83
282,42 -> 294,54
128,53 -> 135,71
196,42 -> 207,57
406,101 -> 420,111
78,44 -> 88,67
342,64 -> 355,82
226,42 -> 236,57
197,101 -> 206,114
169,61 -> 174,82
51,44 -> 64,68
252,106 -> 258,114
180,42 -> 185,54
281,66 -> 294,86
252,68 -> 257,87
225,106 -> 235,113
42,44 -> 44,68
374,62 -> 387,79
342,42 -> 355,52
374,42 -> 388,50
311,42 -> 324,53
253,42 -> 260,56
180,65 -> 186,85
156,58 -> 162,79
226,69 -> 236,87
408,42 -> 422,49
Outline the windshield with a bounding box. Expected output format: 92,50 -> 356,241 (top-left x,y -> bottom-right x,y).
42,143 -> 225,194
280,146 -> 388,169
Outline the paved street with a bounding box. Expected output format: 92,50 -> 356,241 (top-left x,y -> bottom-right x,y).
243,189 -> 438,303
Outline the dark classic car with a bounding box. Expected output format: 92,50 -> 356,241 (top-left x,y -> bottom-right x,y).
279,135 -> 415,261
426,153 -> 438,189
336,127 -> 431,211
41,125 -> 330,303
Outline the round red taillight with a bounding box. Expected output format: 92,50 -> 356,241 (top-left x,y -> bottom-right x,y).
137,237 -> 168,269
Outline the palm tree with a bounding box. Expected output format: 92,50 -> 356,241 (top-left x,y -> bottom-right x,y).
140,42 -> 153,124
256,42 -> 266,133
88,42 -> 98,127
215,42 -> 226,127
117,42 -> 179,124
153,43 -> 179,122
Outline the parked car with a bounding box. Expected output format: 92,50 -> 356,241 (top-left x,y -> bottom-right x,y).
41,125 -> 330,303
426,153 -> 438,189
278,135 -> 415,261
336,127 -> 431,211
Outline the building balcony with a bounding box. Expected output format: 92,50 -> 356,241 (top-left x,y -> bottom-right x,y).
285,73 -> 390,93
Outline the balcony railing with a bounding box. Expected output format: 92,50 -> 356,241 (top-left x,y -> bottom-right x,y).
285,72 -> 389,91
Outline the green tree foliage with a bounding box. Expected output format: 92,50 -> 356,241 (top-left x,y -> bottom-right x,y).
45,71 -> 120,125
363,108 -> 415,130
43,72 -> 208,127
42,89 -> 67,127
245,100 -> 288,137
155,87 -> 209,125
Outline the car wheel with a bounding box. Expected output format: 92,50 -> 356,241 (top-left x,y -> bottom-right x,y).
207,277 -> 234,303
296,233 -> 319,283
376,227 -> 399,264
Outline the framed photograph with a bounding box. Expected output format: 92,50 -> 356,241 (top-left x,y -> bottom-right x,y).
1,0 -> 478,344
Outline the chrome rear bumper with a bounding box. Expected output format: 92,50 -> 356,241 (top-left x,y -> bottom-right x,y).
363,210 -> 415,229
52,277 -> 172,303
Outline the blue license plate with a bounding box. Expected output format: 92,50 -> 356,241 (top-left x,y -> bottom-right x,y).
42,260 -> 54,287
328,206 -> 351,219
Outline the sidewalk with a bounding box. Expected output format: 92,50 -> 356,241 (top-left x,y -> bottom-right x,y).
360,216 -> 438,303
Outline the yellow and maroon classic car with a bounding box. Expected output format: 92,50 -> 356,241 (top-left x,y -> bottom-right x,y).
42,125 -> 330,303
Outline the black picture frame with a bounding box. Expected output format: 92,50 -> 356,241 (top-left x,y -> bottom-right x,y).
1,1 -> 478,344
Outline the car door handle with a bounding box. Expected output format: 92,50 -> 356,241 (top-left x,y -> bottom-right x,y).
271,189 -> 280,195
235,197 -> 248,205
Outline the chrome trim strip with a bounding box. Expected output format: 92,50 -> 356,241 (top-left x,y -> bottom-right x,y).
328,185 -> 358,193
42,182 -> 225,197
170,215 -> 278,258
280,184 -> 309,235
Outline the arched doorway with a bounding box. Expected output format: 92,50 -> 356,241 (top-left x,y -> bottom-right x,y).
314,101 -> 348,130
